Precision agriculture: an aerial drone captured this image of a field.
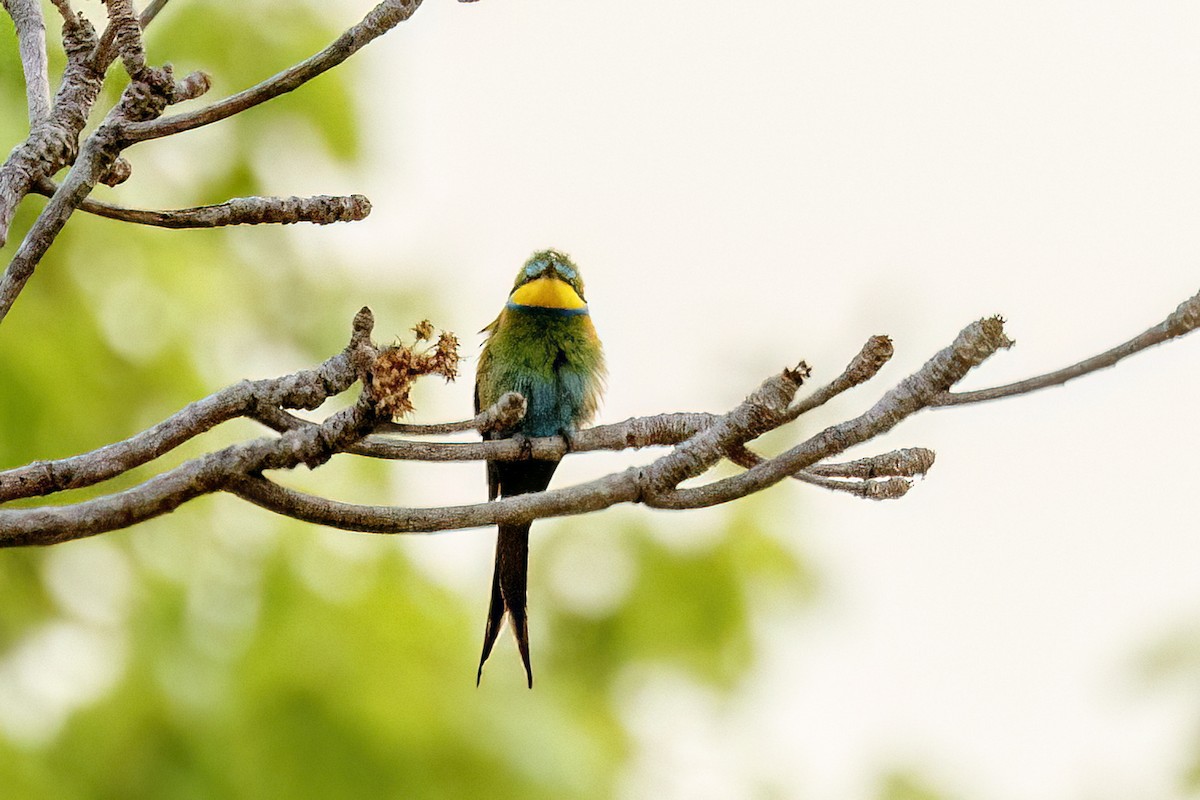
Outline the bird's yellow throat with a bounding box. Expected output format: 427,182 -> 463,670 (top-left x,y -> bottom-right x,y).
509,276 -> 586,310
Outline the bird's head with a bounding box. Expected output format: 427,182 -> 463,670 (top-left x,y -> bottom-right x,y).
507,249 -> 588,313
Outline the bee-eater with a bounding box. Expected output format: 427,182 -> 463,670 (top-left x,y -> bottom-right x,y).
475,249 -> 606,687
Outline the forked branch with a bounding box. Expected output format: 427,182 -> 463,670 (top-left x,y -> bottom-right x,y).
2,287 -> 1196,544
0,0 -> 457,321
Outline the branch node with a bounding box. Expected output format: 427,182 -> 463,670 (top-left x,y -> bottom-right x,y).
99,156 -> 132,187
116,64 -> 177,122
174,70 -> 212,103
1167,289 -> 1200,337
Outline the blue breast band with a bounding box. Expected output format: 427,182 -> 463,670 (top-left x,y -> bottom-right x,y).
507,302 -> 590,317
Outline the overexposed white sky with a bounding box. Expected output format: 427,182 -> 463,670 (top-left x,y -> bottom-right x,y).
269,2 -> 1200,797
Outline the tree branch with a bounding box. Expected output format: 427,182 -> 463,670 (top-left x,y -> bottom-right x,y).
0,111 -> 124,322
120,0 -> 426,143
0,9 -> 101,248
727,445 -> 935,501
0,337 -> 367,503
930,289 -> 1200,406
0,53 -> 211,321
100,0 -> 148,80
1,0 -> 432,322
0,309 -> 380,545
2,291 -> 1198,543
2,0 -> 51,127
252,404 -> 716,463
31,179 -> 373,228
644,317 -> 1013,510
1,4 -> 1196,545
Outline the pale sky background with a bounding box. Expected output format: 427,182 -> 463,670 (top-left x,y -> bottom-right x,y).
143,1 -> 1200,797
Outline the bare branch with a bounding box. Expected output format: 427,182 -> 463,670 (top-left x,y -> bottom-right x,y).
376,391 -> 528,435
0,116 -> 123,322
32,179 -> 373,228
254,405 -> 716,463
645,317 -> 1013,510
0,398 -> 381,546
101,0 -> 148,79
794,472 -> 914,500
1,293 -> 1196,542
786,334 -> 894,420
47,0 -> 76,27
226,466 -> 642,534
0,309 -> 380,545
0,8 -> 101,247
90,0 -> 169,71
728,445 -> 933,501
932,289 -> 1200,407
2,0 -> 51,127
1,58 -> 210,322
0,350 -> 361,503
121,0 -> 427,143
140,0 -> 170,25
0,307 -> 376,503
0,330 -> 807,539
806,448 -> 936,479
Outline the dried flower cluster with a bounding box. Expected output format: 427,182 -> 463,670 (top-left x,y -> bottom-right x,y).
370,321 -> 461,418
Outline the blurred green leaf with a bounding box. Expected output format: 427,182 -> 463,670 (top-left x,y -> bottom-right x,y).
0,8 -> 817,798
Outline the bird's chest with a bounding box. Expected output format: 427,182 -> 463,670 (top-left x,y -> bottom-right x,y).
504,344 -> 588,438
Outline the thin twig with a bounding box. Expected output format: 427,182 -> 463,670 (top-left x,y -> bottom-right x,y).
2,0 -> 51,127
120,0 -> 426,143
806,448 -> 936,479
0,10 -> 101,248
931,290 -> 1200,407
0,348 -> 361,503
31,179 -> 373,227
786,335 -> 894,420
374,392 -> 528,435
794,472 -> 913,500
0,118 -> 122,323
645,318 -> 1013,510
254,405 -> 717,462
90,0 -> 169,71
0,398 -> 381,545
727,445 -> 933,501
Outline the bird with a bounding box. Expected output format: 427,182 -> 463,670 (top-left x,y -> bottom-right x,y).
474,249 -> 606,688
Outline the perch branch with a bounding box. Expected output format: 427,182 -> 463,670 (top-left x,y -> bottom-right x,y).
3,287 -> 1200,542
253,404 -> 715,463
0,397 -> 382,546
0,341 -> 368,502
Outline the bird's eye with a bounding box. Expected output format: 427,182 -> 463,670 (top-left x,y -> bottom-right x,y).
555,263 -> 576,280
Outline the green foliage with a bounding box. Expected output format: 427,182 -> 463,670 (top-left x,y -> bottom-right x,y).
0,7 -> 816,797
